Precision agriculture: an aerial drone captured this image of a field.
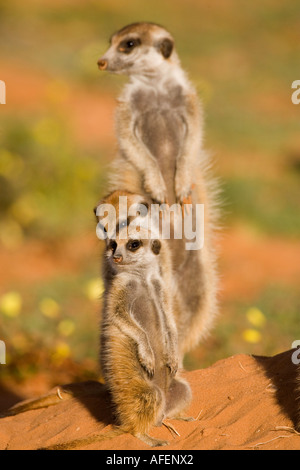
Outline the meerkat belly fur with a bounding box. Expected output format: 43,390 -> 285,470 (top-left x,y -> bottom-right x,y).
96,191 -> 191,446
98,22 -> 219,359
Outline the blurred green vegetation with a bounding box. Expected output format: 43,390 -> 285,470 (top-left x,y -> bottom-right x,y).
0,113 -> 107,244
185,283 -> 300,370
0,272 -> 102,382
0,0 -> 299,387
223,175 -> 300,237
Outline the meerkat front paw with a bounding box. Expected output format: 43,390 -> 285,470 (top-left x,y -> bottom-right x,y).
144,172 -> 168,205
175,166 -> 194,199
164,354 -> 178,377
175,178 -> 194,215
137,344 -> 155,378
175,183 -> 192,205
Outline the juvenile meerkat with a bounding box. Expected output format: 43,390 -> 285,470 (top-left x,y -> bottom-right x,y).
97,23 -> 219,358
5,192 -> 191,449
3,191 -> 191,450
96,190 -> 192,447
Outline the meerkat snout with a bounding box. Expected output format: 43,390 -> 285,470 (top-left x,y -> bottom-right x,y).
110,241 -> 123,263
97,58 -> 108,70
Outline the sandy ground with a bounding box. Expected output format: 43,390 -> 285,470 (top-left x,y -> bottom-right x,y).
1,350 -> 299,450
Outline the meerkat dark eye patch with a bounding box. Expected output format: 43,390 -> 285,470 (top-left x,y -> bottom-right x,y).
127,239 -> 142,252
157,37 -> 174,59
136,202 -> 149,217
108,240 -> 117,253
151,239 -> 161,255
97,223 -> 107,234
118,38 -> 141,53
116,218 -> 129,233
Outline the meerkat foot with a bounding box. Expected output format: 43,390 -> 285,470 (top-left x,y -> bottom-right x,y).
135,432 -> 169,447
170,414 -> 195,422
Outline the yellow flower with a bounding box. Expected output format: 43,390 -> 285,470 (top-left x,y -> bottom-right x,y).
39,298 -> 60,318
84,278 -> 104,301
246,307 -> 266,328
0,291 -> 22,317
51,341 -> 71,364
57,319 -> 75,337
242,329 -> 262,344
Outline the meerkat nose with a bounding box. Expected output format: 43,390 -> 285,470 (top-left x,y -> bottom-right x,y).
113,254 -> 123,263
97,58 -> 108,70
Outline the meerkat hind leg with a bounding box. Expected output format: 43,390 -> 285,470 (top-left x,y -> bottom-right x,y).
135,432 -> 169,447
165,376 -> 193,423
168,414 -> 195,422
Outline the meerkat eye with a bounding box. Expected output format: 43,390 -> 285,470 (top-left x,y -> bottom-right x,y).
127,240 -> 142,252
137,202 -> 149,217
118,38 -> 141,53
119,220 -> 127,229
117,219 -> 128,233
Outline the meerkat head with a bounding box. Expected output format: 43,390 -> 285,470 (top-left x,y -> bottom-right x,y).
94,190 -> 162,270
97,22 -> 179,77
94,190 -> 152,239
105,235 -> 162,270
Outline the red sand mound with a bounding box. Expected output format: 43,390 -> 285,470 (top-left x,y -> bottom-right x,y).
0,350 -> 299,450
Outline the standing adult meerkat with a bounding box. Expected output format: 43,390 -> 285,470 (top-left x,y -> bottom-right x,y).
97,22 -> 219,358
95,190 -> 192,447
98,21 -> 203,207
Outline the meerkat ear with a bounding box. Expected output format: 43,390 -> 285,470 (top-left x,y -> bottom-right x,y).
151,239 -> 161,255
93,205 -> 99,222
157,37 -> 174,59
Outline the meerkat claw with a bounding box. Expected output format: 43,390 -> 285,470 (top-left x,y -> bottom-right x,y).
162,420 -> 180,438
